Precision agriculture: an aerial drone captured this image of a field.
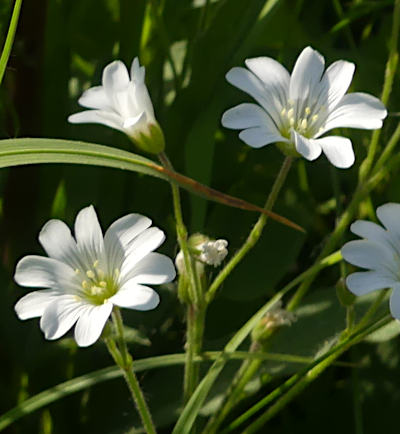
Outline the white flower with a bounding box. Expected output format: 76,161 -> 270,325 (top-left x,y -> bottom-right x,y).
14,206 -> 176,347
199,239 -> 228,267
341,203 -> 400,319
68,58 -> 164,153
222,46 -> 387,168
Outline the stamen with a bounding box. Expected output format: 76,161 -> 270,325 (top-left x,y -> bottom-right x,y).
75,268 -> 80,275
312,114 -> 318,122
99,281 -> 107,288
288,99 -> 294,106
287,108 -> 294,118
289,118 -> 295,127
300,118 -> 308,130
86,270 -> 95,279
93,260 -> 99,268
81,280 -> 89,289
280,108 -> 287,117
305,107 -> 311,115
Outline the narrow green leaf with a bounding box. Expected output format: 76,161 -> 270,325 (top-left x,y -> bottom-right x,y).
0,138 -> 303,231
0,0 -> 23,85
0,350 -> 321,431
0,138 -> 169,179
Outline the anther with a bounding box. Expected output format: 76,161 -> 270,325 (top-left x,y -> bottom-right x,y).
81,280 -> 89,289
93,260 -> 99,268
280,108 -> 287,117
287,108 -> 294,118
86,270 -> 95,279
289,118 -> 295,127
305,107 -> 311,115
312,114 -> 318,122
75,268 -> 80,275
300,119 -> 308,130
99,281 -> 107,288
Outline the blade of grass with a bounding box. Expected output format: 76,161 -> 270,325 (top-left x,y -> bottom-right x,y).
0,138 -> 303,231
0,0 -> 23,85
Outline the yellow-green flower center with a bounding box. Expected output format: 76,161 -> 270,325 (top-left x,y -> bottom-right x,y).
76,261 -> 119,305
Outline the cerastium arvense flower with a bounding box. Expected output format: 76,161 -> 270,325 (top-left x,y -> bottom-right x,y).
222,46 -> 387,168
14,205 -> 176,347
342,203 -> 400,319
68,58 -> 164,153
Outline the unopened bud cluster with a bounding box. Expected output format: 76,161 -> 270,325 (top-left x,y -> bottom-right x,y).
252,300 -> 297,343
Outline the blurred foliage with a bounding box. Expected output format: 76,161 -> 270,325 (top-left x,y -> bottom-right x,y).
0,0 -> 399,433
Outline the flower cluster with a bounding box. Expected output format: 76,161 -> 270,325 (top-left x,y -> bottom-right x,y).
14,206 -> 175,346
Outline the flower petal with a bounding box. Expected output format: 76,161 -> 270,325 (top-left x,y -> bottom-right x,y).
130,57 -> 145,84
68,110 -> 123,131
74,302 -> 113,347
350,220 -> 390,245
39,219 -> 81,269
376,203 -> 400,242
120,227 -> 165,278
15,290 -> 60,320
123,252 -> 176,284
321,92 -> 387,133
319,60 -> 355,111
102,60 -> 130,94
341,240 -> 398,274
78,86 -> 111,110
291,130 -> 322,161
131,83 -> 155,120
104,213 -> 152,273
289,46 -> 325,102
346,271 -> 396,296
110,283 -> 159,311
14,255 -> 76,290
221,103 -> 280,134
40,295 -> 86,340
238,127 -> 283,148
225,67 -> 283,126
74,205 -> 105,267
244,57 -> 290,107
317,136 -> 355,168
390,288 -> 400,320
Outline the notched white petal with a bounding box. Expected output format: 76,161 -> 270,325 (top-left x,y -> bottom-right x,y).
346,271 -> 396,296
15,290 -> 60,320
110,283 -> 160,311
291,130 -> 322,161
74,303 -> 113,347
317,136 -> 355,168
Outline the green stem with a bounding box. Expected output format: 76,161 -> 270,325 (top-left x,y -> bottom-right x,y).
206,156 -> 294,304
205,342 -> 264,434
0,0 -> 23,85
106,309 -> 157,434
359,0 -> 400,182
224,314 -> 391,433
158,151 -> 205,404
372,122 -> 400,174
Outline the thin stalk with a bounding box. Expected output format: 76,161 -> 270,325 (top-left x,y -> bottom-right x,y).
206,156 -> 293,304
0,0 -> 23,85
158,151 -> 205,404
359,0 -> 400,181
224,314 -> 391,433
372,122 -> 400,173
204,342 -> 264,434
107,309 -> 157,434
